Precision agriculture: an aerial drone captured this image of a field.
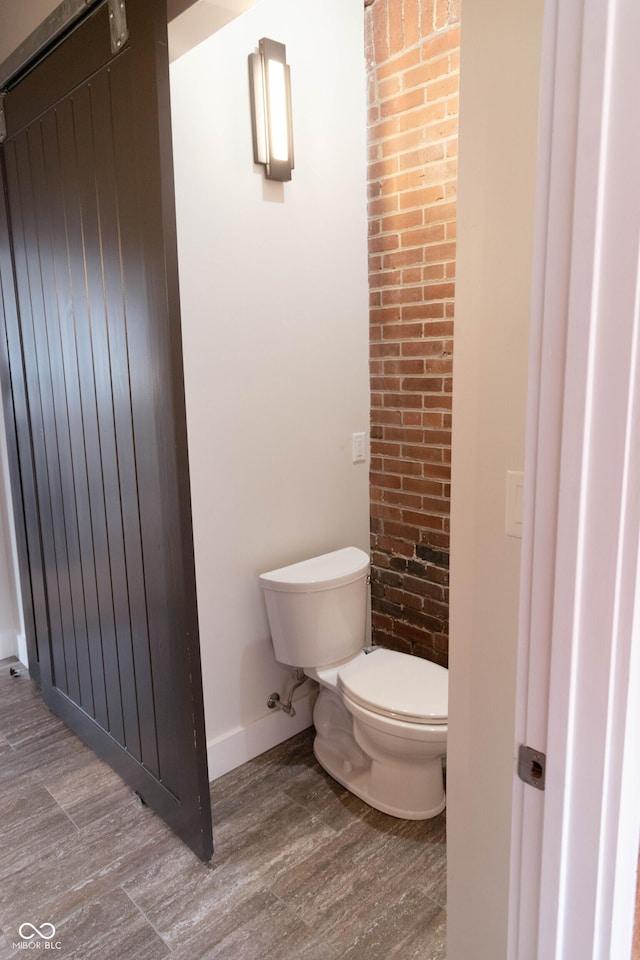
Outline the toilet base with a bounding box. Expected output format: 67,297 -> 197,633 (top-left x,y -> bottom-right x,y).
312,687 -> 446,820
313,737 -> 446,820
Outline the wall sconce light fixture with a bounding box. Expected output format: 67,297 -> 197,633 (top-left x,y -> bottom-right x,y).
249,38 -> 294,182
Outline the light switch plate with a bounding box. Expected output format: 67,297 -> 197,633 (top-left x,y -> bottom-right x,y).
352,432 -> 366,463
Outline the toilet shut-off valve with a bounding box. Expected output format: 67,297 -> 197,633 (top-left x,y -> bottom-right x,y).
267,668 -> 307,718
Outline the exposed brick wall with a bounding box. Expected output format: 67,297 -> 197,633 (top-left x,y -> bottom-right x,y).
365,0 -> 460,667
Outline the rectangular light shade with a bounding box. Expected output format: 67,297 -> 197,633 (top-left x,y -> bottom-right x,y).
249,38 -> 294,182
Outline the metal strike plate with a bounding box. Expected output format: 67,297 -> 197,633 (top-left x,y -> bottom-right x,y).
108,0 -> 128,53
517,744 -> 546,790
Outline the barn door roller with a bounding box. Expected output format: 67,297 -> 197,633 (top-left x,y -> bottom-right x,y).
107,0 -> 128,53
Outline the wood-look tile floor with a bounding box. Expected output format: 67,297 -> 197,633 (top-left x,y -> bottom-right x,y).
0,658 -> 446,959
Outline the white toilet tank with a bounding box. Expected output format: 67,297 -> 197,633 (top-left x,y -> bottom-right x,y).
259,547 -> 370,668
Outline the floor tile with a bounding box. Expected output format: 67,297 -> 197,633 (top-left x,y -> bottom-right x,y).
0,797 -> 176,934
52,887 -> 169,960
124,788 -> 336,950
1,672 -> 447,958
269,807 -> 446,952
0,781 -> 77,876
45,756 -> 134,829
340,885 -> 446,960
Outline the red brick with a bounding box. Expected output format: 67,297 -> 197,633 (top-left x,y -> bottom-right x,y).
425,117 -> 458,141
383,321 -> 424,339
372,0 -> 390,62
423,395 -> 453,411
399,185 -> 446,210
420,0 -> 435,33
383,425 -> 424,443
384,520 -> 421,540
424,281 -> 455,300
380,88 -> 426,118
371,471 -> 403,489
434,0 -> 448,30
401,376 -> 447,392
369,156 -> 400,181
402,476 -> 445,496
383,457 -> 423,475
398,100 -> 446,132
422,463 -> 451,480
381,286 -> 424,305
422,497 -> 450,516
402,267 -> 423,285
423,263 -> 445,281
403,55 -> 450,90
369,195 -> 399,217
398,144 -> 446,171
384,358 -> 425,376
371,376 -> 402,392
376,47 -> 421,81
425,356 -> 453,374
424,201 -> 456,224
427,73 -> 459,102
400,223 -> 445,247
383,247 -> 424,269
380,210 -> 424,232
371,342 -> 401,360
401,304 -> 445,322
378,75 -> 402,100
369,269 -> 402,288
401,444 -> 444,462
383,392 -> 424,409
402,410 -> 423,426
402,337 -> 442,357
367,0 -> 458,660
381,129 -> 427,157
369,116 -> 401,143
422,26 -> 460,61
382,488 -> 423,509
370,305 -> 402,324
388,0 -> 406,56
403,0 -> 420,46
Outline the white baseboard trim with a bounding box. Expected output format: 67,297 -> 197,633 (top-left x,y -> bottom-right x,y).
207,689 -> 316,782
0,631 -> 17,661
16,633 -> 27,668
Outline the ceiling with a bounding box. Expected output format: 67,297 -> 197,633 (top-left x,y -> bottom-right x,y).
168,0 -> 262,61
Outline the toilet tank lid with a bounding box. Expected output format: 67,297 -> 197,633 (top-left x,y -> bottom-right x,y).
259,547 -> 370,593
338,648 -> 448,723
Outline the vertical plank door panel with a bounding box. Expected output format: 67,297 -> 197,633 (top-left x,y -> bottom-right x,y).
0,0 -> 212,861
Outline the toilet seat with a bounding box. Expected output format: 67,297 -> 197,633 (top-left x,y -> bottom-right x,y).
338,648 -> 448,724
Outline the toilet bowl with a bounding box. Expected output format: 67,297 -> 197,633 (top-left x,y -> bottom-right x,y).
259,547 -> 448,820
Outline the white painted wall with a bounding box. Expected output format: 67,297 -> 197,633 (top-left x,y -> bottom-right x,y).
169,0 -> 370,779
447,2 -> 544,958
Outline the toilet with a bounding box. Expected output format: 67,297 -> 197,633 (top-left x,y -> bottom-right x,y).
259,546 -> 448,820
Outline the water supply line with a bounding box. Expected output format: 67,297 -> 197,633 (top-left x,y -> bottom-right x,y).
267,668 -> 307,718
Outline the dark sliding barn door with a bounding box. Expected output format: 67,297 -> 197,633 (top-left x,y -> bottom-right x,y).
0,0 -> 212,861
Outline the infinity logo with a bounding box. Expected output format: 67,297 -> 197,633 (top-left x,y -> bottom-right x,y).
18,923 -> 56,941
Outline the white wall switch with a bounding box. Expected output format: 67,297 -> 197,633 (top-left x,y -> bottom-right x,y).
352,432 -> 366,463
505,470 -> 525,538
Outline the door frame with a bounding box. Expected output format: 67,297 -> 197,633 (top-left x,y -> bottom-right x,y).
508,0 -> 640,956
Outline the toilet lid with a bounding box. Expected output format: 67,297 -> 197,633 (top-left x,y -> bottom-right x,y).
338,648 -> 448,724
